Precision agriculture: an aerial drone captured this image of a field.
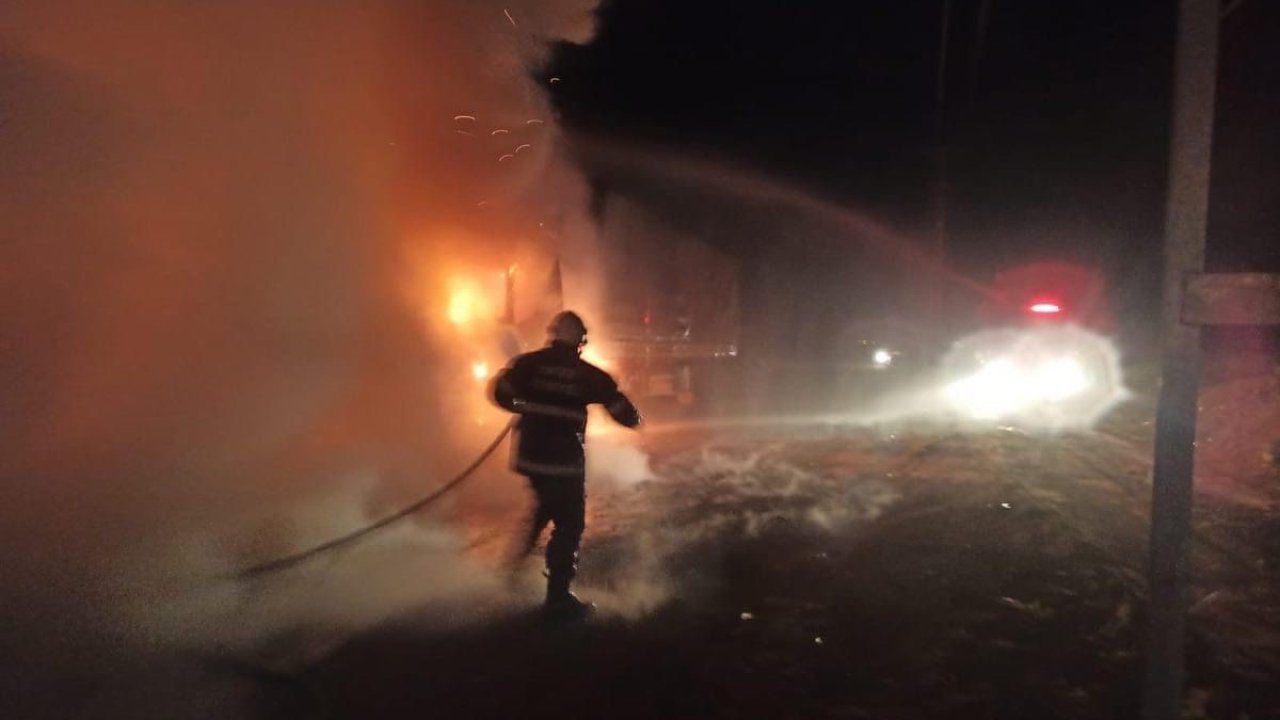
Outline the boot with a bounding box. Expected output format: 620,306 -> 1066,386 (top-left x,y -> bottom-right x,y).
544,574 -> 594,620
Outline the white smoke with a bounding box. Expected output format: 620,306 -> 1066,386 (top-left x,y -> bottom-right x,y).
0,1 -> 605,716
573,440 -> 902,620
587,435 -> 655,488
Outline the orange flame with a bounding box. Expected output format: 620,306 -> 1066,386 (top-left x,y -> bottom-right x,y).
446,276 -> 497,327
580,345 -> 611,369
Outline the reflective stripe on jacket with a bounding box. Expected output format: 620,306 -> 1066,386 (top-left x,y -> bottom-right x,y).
491,341 -> 640,476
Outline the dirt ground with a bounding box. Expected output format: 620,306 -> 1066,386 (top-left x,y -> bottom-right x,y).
275,369 -> 1280,720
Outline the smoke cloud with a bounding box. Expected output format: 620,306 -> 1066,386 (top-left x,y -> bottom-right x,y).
1,1 -> 601,716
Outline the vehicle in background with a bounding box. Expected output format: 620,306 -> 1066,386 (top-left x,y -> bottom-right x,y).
979,262 -> 1115,333
937,261 -> 1127,425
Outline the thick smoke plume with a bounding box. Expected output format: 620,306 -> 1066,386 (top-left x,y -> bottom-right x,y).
1,1 -> 599,716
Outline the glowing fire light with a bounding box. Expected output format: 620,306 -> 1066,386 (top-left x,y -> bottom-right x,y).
446,277 -> 495,326
471,360 -> 490,381
1029,302 -> 1062,314
580,345 -> 611,369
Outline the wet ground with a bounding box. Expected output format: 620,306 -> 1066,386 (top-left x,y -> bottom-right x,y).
280,369 -> 1280,720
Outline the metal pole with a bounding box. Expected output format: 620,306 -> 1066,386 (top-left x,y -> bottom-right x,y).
1142,0 -> 1219,718
1222,0 -> 1249,19
969,0 -> 992,96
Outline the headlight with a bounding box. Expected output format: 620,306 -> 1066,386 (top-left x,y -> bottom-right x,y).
944,356 -> 1088,419
872,349 -> 893,366
940,326 -> 1127,427
1034,357 -> 1089,401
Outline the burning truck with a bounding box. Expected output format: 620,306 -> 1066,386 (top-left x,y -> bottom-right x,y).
585,196 -> 741,410
438,202 -> 740,416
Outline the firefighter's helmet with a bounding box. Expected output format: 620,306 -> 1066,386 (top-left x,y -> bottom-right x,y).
548,310 -> 588,346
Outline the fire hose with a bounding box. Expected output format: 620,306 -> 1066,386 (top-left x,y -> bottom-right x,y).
236,419 -> 514,579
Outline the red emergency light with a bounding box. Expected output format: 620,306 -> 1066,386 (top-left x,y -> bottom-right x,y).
1029,302 -> 1062,315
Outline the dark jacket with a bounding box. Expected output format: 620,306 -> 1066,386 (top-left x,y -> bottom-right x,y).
492,341 -> 641,476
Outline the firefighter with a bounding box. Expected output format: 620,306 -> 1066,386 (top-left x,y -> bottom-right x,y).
491,310 -> 641,617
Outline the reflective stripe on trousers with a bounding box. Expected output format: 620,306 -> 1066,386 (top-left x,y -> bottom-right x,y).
515,458 -> 586,477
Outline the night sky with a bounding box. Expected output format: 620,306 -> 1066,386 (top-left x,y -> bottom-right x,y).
547,0 -> 1278,345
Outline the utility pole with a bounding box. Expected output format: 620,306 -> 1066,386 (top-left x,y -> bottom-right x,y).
1141,0 -> 1219,717
929,0 -> 952,340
